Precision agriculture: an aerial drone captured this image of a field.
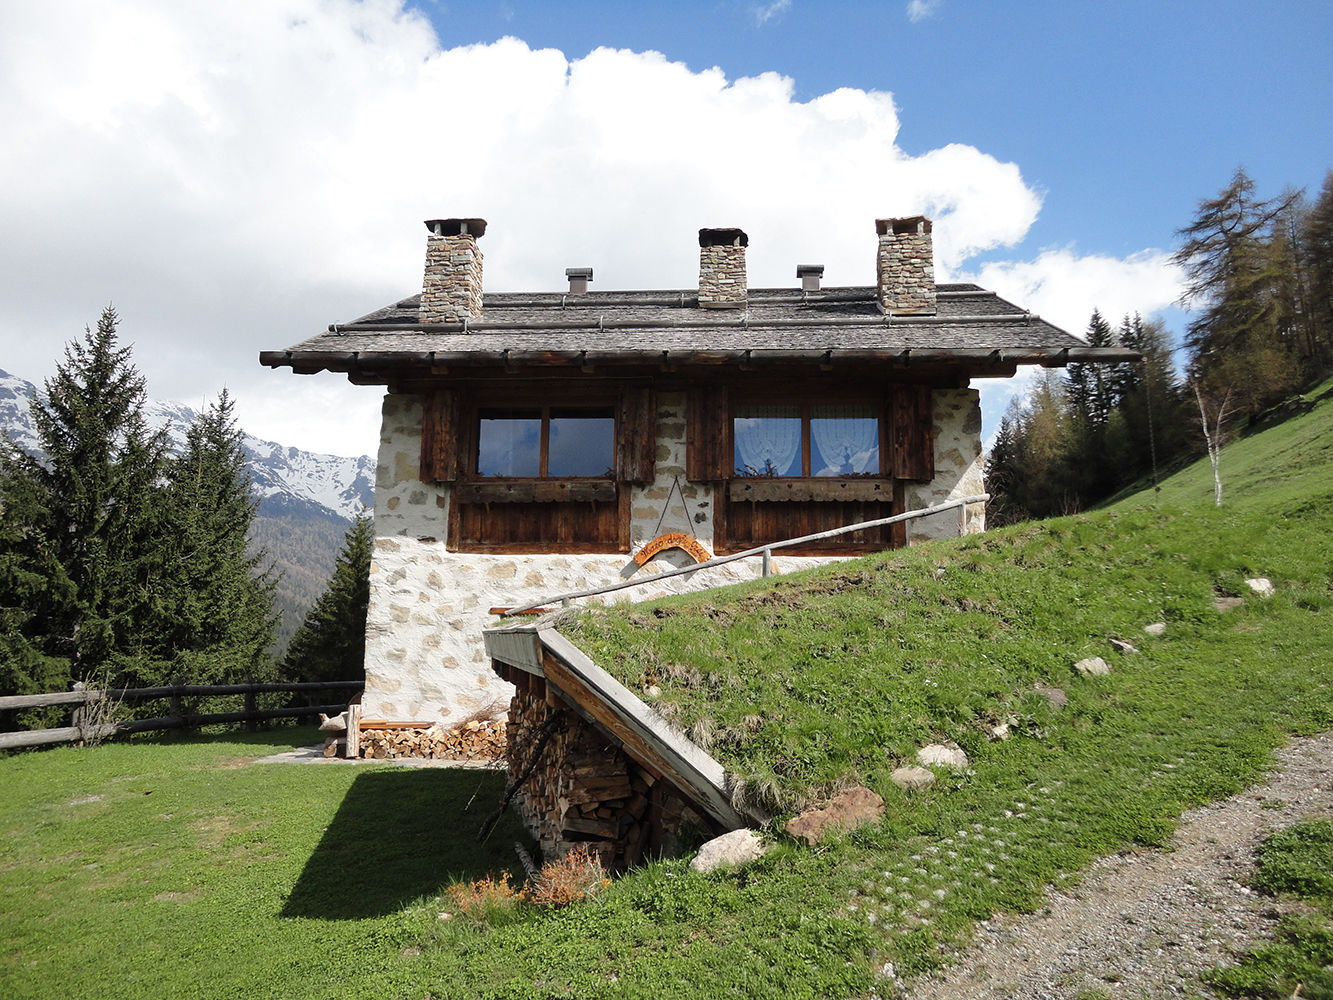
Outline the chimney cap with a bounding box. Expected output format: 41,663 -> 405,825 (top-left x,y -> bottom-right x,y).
699,227 -> 748,248
424,218 -> 488,237
876,216 -> 932,236
795,264 -> 825,277
565,267 -> 593,280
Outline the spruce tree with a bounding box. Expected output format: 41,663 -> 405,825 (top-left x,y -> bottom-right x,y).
281,513 -> 371,685
0,307 -> 170,688
161,389 -> 278,688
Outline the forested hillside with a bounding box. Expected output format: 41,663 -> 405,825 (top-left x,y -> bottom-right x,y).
989,166 -> 1333,520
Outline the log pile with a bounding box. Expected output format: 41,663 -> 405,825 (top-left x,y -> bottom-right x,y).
505,669 -> 708,872
357,720 -> 506,761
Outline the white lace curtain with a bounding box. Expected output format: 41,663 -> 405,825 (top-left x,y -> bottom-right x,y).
810,405 -> 878,475
734,405 -> 801,476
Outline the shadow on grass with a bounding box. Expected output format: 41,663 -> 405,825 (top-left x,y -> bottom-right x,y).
282,767 -> 530,920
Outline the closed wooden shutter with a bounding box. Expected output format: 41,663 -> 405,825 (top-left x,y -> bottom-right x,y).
891,384 -> 934,481
419,389 -> 460,483
686,385 -> 730,481
615,385 -> 656,484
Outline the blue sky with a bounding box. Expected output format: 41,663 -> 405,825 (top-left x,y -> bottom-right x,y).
1,1 -> 1329,455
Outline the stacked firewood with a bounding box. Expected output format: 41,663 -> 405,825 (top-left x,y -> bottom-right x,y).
357,720 -> 507,761
506,672 -> 706,873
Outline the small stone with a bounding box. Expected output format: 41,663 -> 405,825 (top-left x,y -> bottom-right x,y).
1073,656 -> 1112,677
917,743 -> 969,769
1245,577 -> 1275,596
1144,622 -> 1167,636
1034,684 -> 1068,708
783,786 -> 885,845
689,828 -> 767,872
891,765 -> 936,790
1214,595 -> 1244,612
988,722 -> 1011,741
644,684 -> 662,698
1109,637 -> 1138,654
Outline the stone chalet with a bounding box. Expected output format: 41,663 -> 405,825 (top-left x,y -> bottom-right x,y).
261,217 -> 1135,733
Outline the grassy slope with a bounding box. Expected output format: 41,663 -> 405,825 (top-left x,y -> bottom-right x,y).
2,379 -> 1331,1000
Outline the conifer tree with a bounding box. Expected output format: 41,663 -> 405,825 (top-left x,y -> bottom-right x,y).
1173,168 -> 1303,416
0,307 -> 170,688
281,513 -> 371,685
161,389 -> 278,687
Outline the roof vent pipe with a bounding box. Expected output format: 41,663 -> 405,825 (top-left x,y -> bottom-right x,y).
566,267 -> 593,295
420,218 -> 487,323
698,227 -> 748,309
875,216 -> 936,316
796,264 -> 824,292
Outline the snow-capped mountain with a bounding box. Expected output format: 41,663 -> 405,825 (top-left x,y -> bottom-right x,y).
0,368 -> 373,522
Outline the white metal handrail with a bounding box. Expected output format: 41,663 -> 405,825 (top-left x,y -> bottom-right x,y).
500,493 -> 989,616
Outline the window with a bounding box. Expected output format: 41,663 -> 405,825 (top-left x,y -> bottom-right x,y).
733,402 -> 882,478
419,386 -> 654,555
477,405 -> 615,478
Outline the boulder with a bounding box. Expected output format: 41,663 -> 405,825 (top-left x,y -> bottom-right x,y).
890,765 -> 936,790
916,743 -> 969,769
1109,637 -> 1138,654
689,828 -> 767,873
1073,656 -> 1112,677
783,786 -> 885,845
1143,622 -> 1167,636
1246,577 -> 1275,596
1214,595 -> 1244,612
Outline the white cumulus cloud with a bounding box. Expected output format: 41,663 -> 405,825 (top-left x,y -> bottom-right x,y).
0,0 -> 1166,457
906,1 -> 943,24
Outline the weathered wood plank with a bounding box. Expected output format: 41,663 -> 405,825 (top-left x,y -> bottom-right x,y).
891,384 -> 934,480
535,629 -> 750,830
454,480 -> 616,503
727,478 -> 893,503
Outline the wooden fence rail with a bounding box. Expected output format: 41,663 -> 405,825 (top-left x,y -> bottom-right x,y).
0,680 -> 363,751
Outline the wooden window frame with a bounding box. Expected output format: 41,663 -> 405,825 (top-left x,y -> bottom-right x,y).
422,385 -> 655,555
729,396 -> 890,482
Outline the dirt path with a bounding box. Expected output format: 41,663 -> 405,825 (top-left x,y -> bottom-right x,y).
905,730 -> 1333,1000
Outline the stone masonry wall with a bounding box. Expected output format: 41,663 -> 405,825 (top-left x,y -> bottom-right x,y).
697,245 -> 747,308
903,386 -> 986,543
876,230 -> 936,315
420,233 -> 483,323
362,387 -> 983,724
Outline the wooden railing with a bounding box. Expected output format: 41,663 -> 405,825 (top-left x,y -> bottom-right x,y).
501,492 -> 989,616
0,680 -> 364,751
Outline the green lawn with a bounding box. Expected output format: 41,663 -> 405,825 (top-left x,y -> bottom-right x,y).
3,378 -> 1332,999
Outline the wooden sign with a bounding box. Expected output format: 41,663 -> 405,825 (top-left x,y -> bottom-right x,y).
633,532 -> 712,567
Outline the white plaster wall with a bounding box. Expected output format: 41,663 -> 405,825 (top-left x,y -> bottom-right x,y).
363,386 -> 984,724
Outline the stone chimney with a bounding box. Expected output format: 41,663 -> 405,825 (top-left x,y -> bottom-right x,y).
875,216 -> 936,315
420,218 -> 486,323
698,228 -> 748,309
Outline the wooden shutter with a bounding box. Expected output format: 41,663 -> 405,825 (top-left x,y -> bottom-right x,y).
419,389 -> 461,483
615,385 -> 656,484
686,385 -> 730,481
891,384 -> 934,481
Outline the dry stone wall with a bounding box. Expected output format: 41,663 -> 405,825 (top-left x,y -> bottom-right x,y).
363,386 -> 984,724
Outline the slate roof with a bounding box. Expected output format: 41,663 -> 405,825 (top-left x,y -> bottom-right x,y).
260,283 -> 1138,378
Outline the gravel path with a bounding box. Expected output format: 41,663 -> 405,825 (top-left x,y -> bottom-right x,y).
906,730 -> 1333,1000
